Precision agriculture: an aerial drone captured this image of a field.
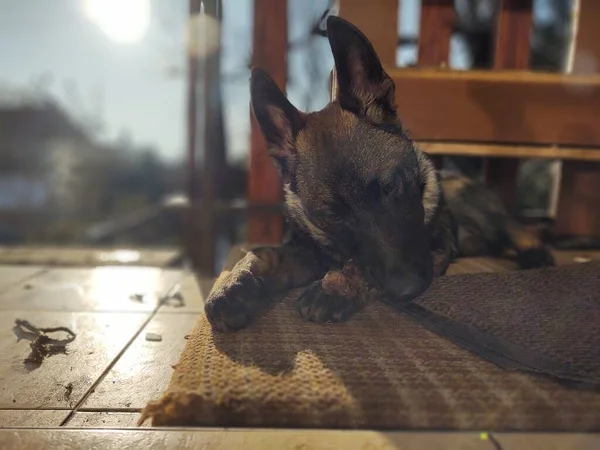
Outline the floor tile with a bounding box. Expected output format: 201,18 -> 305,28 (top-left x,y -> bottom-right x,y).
446,257 -> 516,275
0,246 -> 180,267
494,433 -> 600,449
0,266 -> 45,292
82,313 -> 198,409
66,412 -> 145,428
0,267 -> 183,312
552,249 -> 600,266
158,272 -> 212,313
0,311 -> 149,408
0,430 -> 495,449
0,410 -> 67,428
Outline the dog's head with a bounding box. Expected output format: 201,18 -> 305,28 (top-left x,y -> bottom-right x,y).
250,16 -> 440,302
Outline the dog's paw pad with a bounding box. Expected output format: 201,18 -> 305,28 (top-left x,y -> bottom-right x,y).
296,280 -> 360,323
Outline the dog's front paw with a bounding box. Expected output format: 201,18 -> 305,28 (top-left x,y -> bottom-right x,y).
204,271 -> 262,332
296,280 -> 362,323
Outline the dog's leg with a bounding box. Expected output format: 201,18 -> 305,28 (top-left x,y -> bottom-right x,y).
440,170 -> 554,269
205,245 -> 327,332
296,262 -> 377,323
504,219 -> 555,269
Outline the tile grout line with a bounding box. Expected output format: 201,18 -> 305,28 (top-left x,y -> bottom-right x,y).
0,407 -> 71,411
74,407 -> 143,413
59,275 -> 185,427
487,433 -> 503,450
58,309 -> 159,426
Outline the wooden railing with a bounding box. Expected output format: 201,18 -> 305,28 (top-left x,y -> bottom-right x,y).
245,0 -> 600,247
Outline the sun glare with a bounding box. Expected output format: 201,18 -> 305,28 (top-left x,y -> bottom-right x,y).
84,0 -> 150,44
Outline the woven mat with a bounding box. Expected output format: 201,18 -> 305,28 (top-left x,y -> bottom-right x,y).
404,261 -> 600,386
141,256 -> 600,430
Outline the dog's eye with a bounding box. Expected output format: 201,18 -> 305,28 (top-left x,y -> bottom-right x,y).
382,175 -> 404,198
366,176 -> 403,202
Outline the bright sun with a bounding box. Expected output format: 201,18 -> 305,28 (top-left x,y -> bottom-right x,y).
84,0 -> 150,44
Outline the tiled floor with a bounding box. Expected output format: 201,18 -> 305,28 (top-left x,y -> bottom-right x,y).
0,246 -> 181,267
0,249 -> 599,448
0,261 -> 212,431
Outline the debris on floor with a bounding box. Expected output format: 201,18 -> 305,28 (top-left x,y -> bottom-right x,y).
12,319 -> 77,370
64,382 -> 74,400
160,289 -> 185,308
145,332 -> 162,342
129,293 -> 145,302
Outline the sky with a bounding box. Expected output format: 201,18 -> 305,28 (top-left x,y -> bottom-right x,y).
0,0 -> 399,164
0,0 -> 556,164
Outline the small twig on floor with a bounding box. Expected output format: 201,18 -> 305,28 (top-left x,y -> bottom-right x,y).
13,319 -> 77,369
129,293 -> 145,302
64,382 -> 74,400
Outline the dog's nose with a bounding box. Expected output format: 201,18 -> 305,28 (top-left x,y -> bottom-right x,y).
384,274 -> 430,303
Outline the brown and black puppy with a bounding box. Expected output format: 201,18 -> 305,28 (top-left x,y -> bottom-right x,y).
205,16 -> 553,332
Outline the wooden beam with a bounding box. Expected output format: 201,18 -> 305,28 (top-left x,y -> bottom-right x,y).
186,0 -> 223,276
419,142 -> 600,162
247,0 -> 287,244
197,0 -> 226,276
390,68 -> 600,147
555,0 -> 600,238
493,0 -> 533,70
572,0 -> 600,74
485,0 -> 533,211
337,0 -> 398,67
417,0 -> 455,169
555,161 -> 600,237
418,0 -> 454,67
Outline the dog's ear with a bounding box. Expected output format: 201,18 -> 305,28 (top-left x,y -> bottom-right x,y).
250,68 -> 304,177
326,16 -> 397,125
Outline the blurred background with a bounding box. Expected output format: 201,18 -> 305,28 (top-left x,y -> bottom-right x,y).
0,0 -> 589,274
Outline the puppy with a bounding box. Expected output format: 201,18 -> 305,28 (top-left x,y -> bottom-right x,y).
205,16 -> 553,332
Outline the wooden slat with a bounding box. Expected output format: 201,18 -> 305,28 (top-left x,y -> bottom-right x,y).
417,0 -> 455,170
185,0 -> 201,269
390,68 -> 600,147
493,0 -> 533,70
419,142 -> 600,162
556,0 -> 600,238
418,0 -> 454,67
197,0 -> 224,276
185,0 -> 213,274
555,161 -> 600,237
247,0 -> 287,244
337,0 -> 398,67
484,0 -> 534,211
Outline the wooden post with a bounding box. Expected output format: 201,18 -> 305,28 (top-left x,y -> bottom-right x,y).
185,0 -> 202,271
418,0 -> 454,68
483,0 -> 533,212
416,0 -> 454,169
555,0 -> 600,238
337,0 -> 398,67
184,0 -> 224,276
247,0 -> 287,244
492,0 -> 533,70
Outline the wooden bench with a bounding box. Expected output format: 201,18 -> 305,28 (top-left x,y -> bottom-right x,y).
246,0 -> 600,247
